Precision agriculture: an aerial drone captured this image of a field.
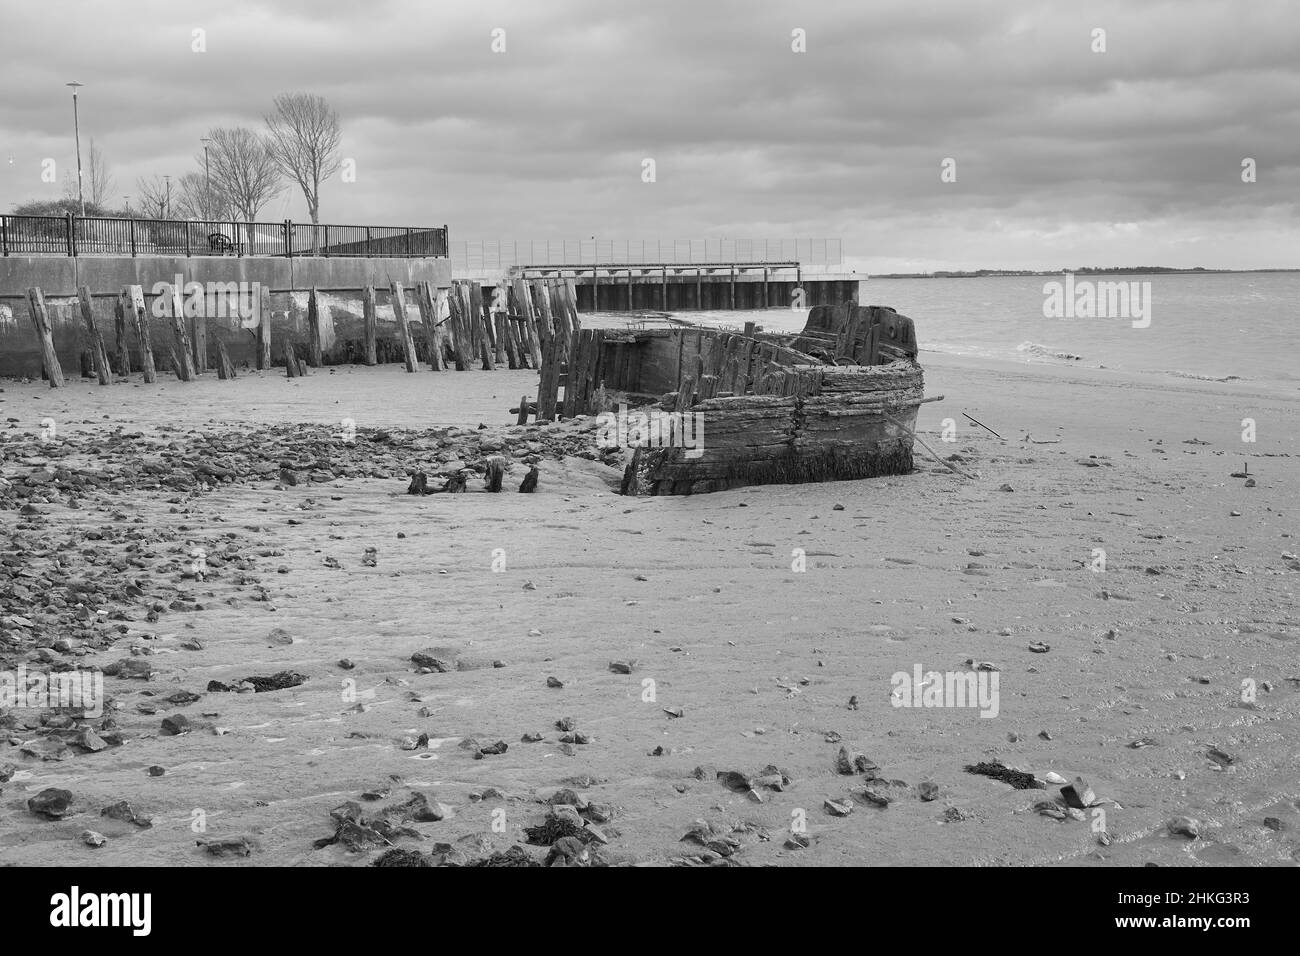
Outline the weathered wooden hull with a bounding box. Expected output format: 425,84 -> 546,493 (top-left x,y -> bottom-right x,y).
623,359 -> 924,495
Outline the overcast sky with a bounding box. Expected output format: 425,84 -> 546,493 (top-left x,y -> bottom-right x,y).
1,0 -> 1296,272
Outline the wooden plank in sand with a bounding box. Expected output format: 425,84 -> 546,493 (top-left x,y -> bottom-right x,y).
362,285 -> 378,366
124,285 -> 156,383
216,339 -> 236,379
168,284 -> 197,381
389,281 -> 419,373
77,286 -> 114,385
306,287 -> 324,367
415,281 -> 444,371
112,296 -> 131,377
25,288 -> 65,388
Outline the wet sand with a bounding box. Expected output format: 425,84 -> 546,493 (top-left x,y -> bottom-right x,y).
1,355 -> 1297,866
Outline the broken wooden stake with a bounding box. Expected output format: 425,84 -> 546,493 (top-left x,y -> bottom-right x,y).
25,287 -> 65,388
77,286 -> 114,385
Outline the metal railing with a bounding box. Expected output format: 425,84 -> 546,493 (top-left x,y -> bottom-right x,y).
0,213 -> 448,259
450,238 -> 842,273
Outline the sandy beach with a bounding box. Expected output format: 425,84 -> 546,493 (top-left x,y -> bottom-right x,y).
1,353 -> 1297,867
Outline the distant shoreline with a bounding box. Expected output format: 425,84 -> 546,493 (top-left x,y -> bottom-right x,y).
869,267 -> 1299,279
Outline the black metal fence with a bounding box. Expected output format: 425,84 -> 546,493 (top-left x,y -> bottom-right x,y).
0,213 -> 448,259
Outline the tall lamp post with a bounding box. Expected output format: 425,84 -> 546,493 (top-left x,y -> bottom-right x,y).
163,174 -> 172,219
201,137 -> 211,220
66,81 -> 85,216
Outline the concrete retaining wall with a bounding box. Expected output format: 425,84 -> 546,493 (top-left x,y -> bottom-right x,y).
0,255 -> 452,377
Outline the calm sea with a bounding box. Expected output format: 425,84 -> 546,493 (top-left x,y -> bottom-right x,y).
596,271 -> 1298,390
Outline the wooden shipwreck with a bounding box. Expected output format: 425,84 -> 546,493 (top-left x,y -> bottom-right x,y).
567,303 -> 931,496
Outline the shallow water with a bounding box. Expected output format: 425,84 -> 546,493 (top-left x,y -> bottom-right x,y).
593,270 -> 1300,390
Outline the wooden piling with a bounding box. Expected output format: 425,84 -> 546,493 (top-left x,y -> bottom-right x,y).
469,281 -> 493,370
78,286 -> 114,385
169,284 -> 196,381
363,285 -> 378,366
537,332 -> 562,421
284,337 -> 300,378
444,283 -> 468,370
216,339 -> 236,379
192,304 -> 208,374
125,285 -> 156,383
113,297 -> 131,377
306,287 -> 324,367
517,394 -> 530,426
389,281 -> 419,373
257,286 -> 272,371
25,288 -> 65,388
415,281 -> 444,371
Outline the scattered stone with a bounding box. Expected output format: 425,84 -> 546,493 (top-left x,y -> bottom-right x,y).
28,788 -> 73,819
243,671 -> 307,692
81,830 -> 106,848
823,798 -> 853,817
964,762 -> 1044,790
1061,777 -> 1096,809
917,782 -> 940,802
608,660 -> 635,674
161,714 -> 191,736
546,676 -> 564,688
1167,816 -> 1200,839
197,836 -> 254,857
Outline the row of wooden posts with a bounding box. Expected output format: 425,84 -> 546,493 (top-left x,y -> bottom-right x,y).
22,277 -> 597,423
25,283 -> 228,390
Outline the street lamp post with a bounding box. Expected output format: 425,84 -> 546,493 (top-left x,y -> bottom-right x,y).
66,82 -> 85,216
163,174 -> 172,219
201,137 -> 211,220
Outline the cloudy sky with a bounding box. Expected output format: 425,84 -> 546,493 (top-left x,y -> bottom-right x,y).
1,0 -> 1296,272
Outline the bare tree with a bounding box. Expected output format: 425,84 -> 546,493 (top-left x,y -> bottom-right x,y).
86,139 -> 115,207
265,92 -> 341,252
205,127 -> 283,248
175,171 -> 230,221
135,174 -> 172,219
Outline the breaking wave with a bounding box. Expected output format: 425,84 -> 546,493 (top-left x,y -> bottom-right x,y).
1015,341 -> 1083,362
